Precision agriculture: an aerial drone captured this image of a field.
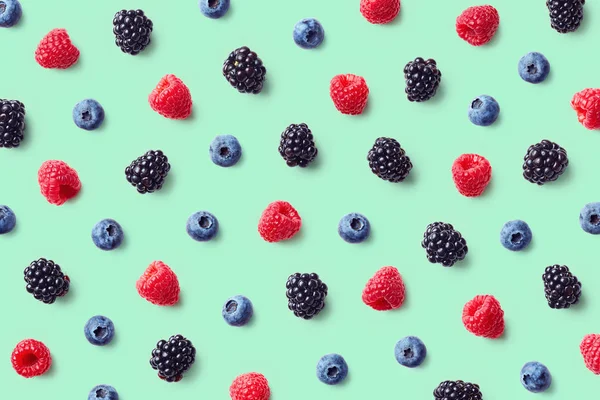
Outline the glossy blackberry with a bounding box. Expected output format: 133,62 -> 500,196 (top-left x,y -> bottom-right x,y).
542,265 -> 582,309
112,9 -> 153,55
222,46 -> 267,94
421,222 -> 468,267
286,273 -> 328,319
149,334 -> 196,382
24,258 -> 70,304
278,123 -> 318,167
434,380 -> 483,400
547,0 -> 585,33
0,99 -> 25,148
367,137 -> 412,182
522,139 -> 568,185
125,150 -> 170,194
403,57 -> 442,102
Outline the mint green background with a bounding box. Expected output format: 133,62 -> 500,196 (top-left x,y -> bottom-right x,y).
2,0 -> 600,398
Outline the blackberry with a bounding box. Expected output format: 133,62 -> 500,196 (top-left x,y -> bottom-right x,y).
367,137 -> 412,182
125,150 -> 170,194
222,46 -> 267,94
0,99 -> 25,148
522,139 -> 568,185
149,334 -> 196,382
434,380 -> 483,400
403,57 -> 441,102
542,265 -> 582,309
112,9 -> 153,55
278,123 -> 318,167
24,258 -> 70,304
547,0 -> 585,33
421,222 -> 468,267
286,273 -> 328,319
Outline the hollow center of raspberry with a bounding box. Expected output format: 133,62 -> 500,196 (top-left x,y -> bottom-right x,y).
20,353 -> 38,367
219,146 -> 230,157
350,218 -> 364,231
511,232 -> 522,244
471,98 -> 483,109
226,300 -> 238,313
106,225 -> 116,237
81,110 -> 92,121
327,366 -> 339,378
0,3 -> 6,14
199,216 -> 212,229
527,64 -> 537,75
208,0 -> 219,8
96,388 -> 108,398
59,184 -> 78,200
93,326 -> 107,339
590,214 -> 599,225
403,348 -> 414,359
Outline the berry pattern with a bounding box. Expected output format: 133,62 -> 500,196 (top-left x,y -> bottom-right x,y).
136,261 -> 180,306
462,295 -> 505,339
34,28 -> 79,69
362,266 -> 405,311
456,5 -> 500,46
451,153 -> 492,197
11,339 -> 52,378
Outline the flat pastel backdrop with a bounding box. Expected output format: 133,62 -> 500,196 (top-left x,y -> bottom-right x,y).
2,0 -> 600,398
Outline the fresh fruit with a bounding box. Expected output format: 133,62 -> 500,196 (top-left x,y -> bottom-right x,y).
230,372 -> 270,400
522,139 -> 568,185
542,265 -> 581,309
421,222 -> 468,267
11,339 -> 52,378
329,74 -> 369,115
316,354 -> 348,385
455,5 -> 499,46
404,57 -> 441,102
547,0 -> 584,33
113,9 -> 153,55
0,205 -> 16,234
434,380 -> 482,400
149,334 -> 196,382
338,213 -> 370,243
462,295 -> 505,339
124,149 -> 170,194
580,202 -> 600,234
0,99 -> 25,148
258,201 -> 301,242
0,0 -> 22,27
286,272 -> 328,319
520,362 -> 552,393
468,95 -> 500,126
518,52 -> 550,84
149,74 -> 192,120
571,88 -> 600,130
367,137 -> 413,182
580,334 -> 600,374
88,385 -> 119,400
394,336 -> 427,368
91,218 -> 124,251
293,18 -> 325,49
223,46 -> 267,94
222,295 -> 254,327
136,261 -> 180,306
24,258 -> 70,304
451,154 -> 492,197
500,220 -> 532,251
210,134 -> 242,167
73,99 -> 104,130
186,211 -> 219,241
38,160 -> 81,205
362,266 -> 405,311
199,0 -> 230,19
278,123 -> 318,167
34,28 -> 79,69
360,0 -> 400,24
84,315 -> 115,346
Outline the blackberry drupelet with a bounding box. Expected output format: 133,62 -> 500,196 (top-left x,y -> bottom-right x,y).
0,99 -> 25,148
547,0 -> 585,33
542,265 -> 582,309
286,273 -> 328,319
404,57 -> 442,102
367,137 -> 412,182
150,334 -> 196,382
278,123 -> 318,167
522,139 -> 568,185
125,150 -> 170,194
434,380 -> 483,400
422,222 -> 468,267
222,46 -> 267,94
24,258 -> 70,304
113,9 -> 153,55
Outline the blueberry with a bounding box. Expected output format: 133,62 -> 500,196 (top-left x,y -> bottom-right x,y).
88,384 -> 119,400
520,361 -> 551,393
0,205 -> 16,234
199,0 -> 230,19
394,336 -> 427,368
91,219 -> 124,251
0,0 -> 22,28
338,213 -> 370,243
316,354 -> 348,385
84,316 -> 115,346
222,295 -> 253,326
579,202 -> 600,234
518,52 -> 550,84
293,18 -> 325,49
468,95 -> 500,126
186,211 -> 219,241
209,134 -> 242,167
73,99 -> 105,131
500,220 -> 532,251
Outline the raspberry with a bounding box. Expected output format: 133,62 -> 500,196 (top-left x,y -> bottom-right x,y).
456,5 -> 500,46
360,0 -> 400,24
34,28 -> 80,69
571,88 -> 600,130
37,160 -> 81,205
330,74 -> 369,115
11,339 -> 52,378
230,372 -> 270,400
451,154 -> 492,197
258,201 -> 301,243
136,261 -> 180,306
148,74 -> 192,120
580,334 -> 600,374
362,266 -> 405,311
462,295 -> 505,339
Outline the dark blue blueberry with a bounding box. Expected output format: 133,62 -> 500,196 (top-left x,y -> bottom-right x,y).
0,0 -> 22,28
518,52 -> 550,84
73,99 -> 105,131
394,336 -> 427,368
88,385 -> 119,400
0,205 -> 16,234
468,95 -> 500,126
521,361 -> 551,393
199,0 -> 229,19
316,354 -> 348,385
293,18 -> 324,49
209,134 -> 242,167
338,213 -> 370,243
84,316 -> 115,346
186,211 -> 219,241
92,219 -> 124,251
500,220 -> 532,251
222,295 -> 253,326
579,202 -> 600,234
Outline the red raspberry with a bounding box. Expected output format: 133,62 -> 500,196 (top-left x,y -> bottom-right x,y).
456,5 -> 500,46
462,295 -> 504,339
148,74 -> 193,120
11,339 -> 52,378
230,372 -> 270,400
362,266 -> 405,311
37,160 -> 82,205
360,0 -> 400,24
34,28 -> 80,69
571,88 -> 600,130
451,154 -> 492,197
580,334 -> 600,374
136,261 -> 180,306
330,74 -> 369,115
258,201 -> 301,243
